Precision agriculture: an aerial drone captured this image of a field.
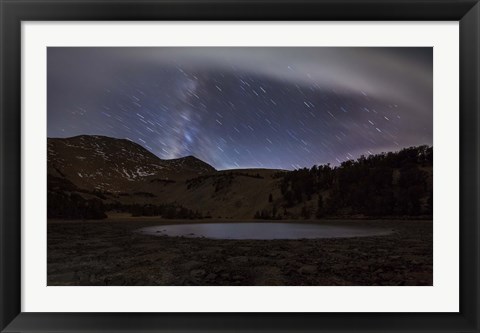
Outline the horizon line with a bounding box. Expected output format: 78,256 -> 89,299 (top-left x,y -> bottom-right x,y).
47,134 -> 432,171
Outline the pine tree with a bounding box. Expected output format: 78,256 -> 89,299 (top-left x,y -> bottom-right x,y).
316,194 -> 324,218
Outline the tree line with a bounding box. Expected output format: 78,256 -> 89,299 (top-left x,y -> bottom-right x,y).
47,191 -> 107,220
105,202 -> 204,219
277,145 -> 433,218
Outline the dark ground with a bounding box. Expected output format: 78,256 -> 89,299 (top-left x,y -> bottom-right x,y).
47,219 -> 432,286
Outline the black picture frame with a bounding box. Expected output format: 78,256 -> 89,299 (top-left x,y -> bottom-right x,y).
1,0 -> 479,332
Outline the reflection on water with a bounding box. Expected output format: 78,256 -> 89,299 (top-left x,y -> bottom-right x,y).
137,223 -> 392,240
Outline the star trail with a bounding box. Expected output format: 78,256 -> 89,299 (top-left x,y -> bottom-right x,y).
48,47 -> 432,170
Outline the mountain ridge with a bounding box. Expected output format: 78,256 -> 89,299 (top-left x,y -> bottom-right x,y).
48,135 -> 216,192
48,135 -> 214,167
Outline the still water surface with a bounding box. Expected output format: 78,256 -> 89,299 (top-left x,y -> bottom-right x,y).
138,223 -> 392,240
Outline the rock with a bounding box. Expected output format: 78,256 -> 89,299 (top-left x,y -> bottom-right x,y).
298,265 -> 317,275
89,274 -> 97,283
227,256 -> 248,264
190,269 -> 206,279
379,272 -> 396,280
332,264 -> 346,271
50,272 -> 76,283
77,271 -> 90,282
106,275 -> 126,285
205,273 -> 217,280
182,261 -> 203,271
213,267 -> 225,273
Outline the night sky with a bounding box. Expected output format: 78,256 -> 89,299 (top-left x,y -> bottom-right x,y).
48,47 -> 432,170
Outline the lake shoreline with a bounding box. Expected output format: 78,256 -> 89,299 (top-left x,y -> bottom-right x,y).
137,221 -> 394,240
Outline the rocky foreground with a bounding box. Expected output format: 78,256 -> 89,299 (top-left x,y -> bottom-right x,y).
47,219 -> 432,286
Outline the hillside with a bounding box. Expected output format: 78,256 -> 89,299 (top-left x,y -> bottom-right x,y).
48,135 -> 215,192
47,135 -> 433,220
47,135 -> 283,219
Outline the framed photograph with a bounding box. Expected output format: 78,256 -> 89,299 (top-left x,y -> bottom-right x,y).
1,0 -> 479,332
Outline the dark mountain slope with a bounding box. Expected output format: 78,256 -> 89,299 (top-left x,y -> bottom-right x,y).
48,135 -> 215,192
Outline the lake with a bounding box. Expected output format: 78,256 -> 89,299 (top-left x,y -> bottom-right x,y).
137,222 -> 393,240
